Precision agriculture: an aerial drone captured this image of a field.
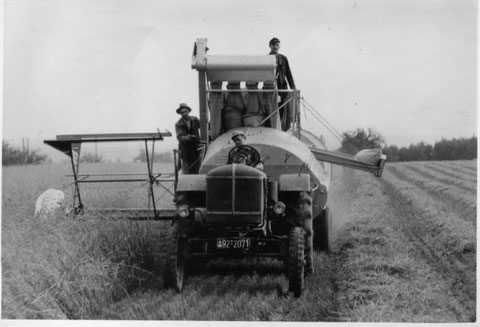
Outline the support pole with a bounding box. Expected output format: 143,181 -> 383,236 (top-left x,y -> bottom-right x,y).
145,140 -> 157,218
173,149 -> 179,197
295,90 -> 301,139
70,146 -> 84,214
198,71 -> 208,145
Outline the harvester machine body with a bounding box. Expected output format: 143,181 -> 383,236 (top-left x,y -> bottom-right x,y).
43,38 -> 387,297
189,38 -> 386,216
166,38 -> 387,296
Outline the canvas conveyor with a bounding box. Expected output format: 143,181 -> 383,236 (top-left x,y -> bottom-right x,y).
44,132 -> 177,220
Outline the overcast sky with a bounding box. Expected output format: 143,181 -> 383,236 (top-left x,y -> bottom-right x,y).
2,0 -> 477,159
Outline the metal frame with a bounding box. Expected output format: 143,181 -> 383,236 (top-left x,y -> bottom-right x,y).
44,132 -> 177,220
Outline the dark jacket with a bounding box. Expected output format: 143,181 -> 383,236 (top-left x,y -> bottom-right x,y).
175,116 -> 200,161
269,52 -> 295,90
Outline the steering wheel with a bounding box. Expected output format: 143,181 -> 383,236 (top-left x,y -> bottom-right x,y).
228,145 -> 261,167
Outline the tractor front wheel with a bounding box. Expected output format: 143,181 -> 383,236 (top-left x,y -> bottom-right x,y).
163,222 -> 187,292
288,227 -> 305,297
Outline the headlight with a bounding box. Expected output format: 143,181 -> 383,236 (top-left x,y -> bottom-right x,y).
273,202 -> 286,215
177,204 -> 190,218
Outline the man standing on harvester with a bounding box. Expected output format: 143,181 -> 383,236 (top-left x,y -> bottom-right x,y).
268,37 -> 296,131
175,103 -> 201,174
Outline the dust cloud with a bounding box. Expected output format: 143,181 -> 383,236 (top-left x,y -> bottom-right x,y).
327,166 -> 360,232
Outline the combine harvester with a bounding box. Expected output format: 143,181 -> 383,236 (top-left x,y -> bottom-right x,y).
45,38 -> 385,297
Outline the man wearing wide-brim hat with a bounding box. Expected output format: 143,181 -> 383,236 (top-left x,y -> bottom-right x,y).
175,103 -> 201,174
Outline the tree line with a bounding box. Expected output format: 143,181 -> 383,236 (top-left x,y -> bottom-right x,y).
339,128 -> 477,162
2,131 -> 477,166
2,141 -> 49,165
382,137 -> 477,162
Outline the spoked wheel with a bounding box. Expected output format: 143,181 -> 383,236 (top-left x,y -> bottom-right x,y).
288,227 -> 305,297
313,206 -> 332,252
163,222 -> 187,292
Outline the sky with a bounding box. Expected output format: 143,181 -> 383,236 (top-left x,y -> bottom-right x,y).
2,0 -> 478,161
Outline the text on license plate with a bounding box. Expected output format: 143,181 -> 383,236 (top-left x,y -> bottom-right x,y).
216,238 -> 251,249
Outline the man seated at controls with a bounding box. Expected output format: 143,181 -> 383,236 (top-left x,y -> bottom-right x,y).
227,130 -> 265,170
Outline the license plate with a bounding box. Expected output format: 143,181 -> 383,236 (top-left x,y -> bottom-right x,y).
216,238 -> 251,249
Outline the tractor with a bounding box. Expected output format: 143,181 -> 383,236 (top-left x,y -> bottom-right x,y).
163,38 -> 386,296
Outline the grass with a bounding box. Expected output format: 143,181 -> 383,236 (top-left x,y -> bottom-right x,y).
2,163 -> 173,318
2,162 -> 339,320
388,164 -> 476,225
333,161 -> 476,322
432,159 -> 477,175
2,160 -> 477,321
96,254 -> 337,321
400,162 -> 476,193
386,165 -> 476,249
2,210 -> 172,319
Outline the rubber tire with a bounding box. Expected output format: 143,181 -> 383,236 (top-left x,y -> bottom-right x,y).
163,222 -> 187,292
288,227 -> 305,298
298,191 -> 314,274
313,206 -> 332,252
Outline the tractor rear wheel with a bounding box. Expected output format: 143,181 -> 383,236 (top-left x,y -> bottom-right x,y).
313,206 -> 332,252
288,227 -> 305,297
163,221 -> 187,292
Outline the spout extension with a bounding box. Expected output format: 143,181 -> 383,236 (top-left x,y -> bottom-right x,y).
309,147 -> 386,177
354,149 -> 387,177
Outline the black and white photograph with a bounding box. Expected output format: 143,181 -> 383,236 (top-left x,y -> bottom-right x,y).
2,0 -> 477,324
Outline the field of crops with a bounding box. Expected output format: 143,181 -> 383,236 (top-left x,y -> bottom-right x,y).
1,159 -> 476,322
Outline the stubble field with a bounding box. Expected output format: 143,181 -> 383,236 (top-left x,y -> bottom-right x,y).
1,159 -> 476,322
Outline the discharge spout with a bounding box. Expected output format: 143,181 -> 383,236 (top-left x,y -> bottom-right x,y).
309,147 -> 386,177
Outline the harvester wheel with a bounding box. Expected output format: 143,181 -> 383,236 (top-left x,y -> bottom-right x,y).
298,191 -> 314,274
288,227 -> 305,297
313,206 -> 332,252
163,221 -> 187,292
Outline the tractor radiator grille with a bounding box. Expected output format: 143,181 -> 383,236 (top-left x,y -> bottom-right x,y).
206,175 -> 264,224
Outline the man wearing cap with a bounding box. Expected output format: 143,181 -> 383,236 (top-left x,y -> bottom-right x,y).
227,130 -> 264,170
268,37 -> 296,131
175,103 -> 201,174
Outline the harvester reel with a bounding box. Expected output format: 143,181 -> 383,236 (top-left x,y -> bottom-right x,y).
227,145 -> 261,167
